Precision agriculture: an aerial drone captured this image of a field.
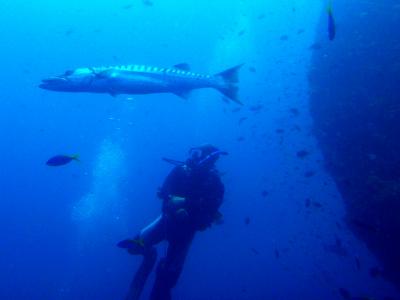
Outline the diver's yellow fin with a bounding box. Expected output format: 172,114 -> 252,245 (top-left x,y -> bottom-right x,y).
133,238 -> 145,247
70,154 -> 80,162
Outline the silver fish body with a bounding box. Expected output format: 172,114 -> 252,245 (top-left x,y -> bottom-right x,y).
40,63 -> 242,103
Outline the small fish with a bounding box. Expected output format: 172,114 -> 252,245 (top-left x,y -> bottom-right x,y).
274,249 -> 280,258
257,13 -> 266,20
46,154 -> 79,167
304,171 -> 315,178
122,4 -> 133,9
249,104 -> 263,113
325,237 -> 348,257
289,108 -> 299,116
292,125 -> 301,132
355,256 -> 361,270
276,129 -> 285,134
142,0 -> 153,6
338,288 -> 352,300
312,201 -> 322,208
261,190 -> 269,197
248,66 -> 256,73
296,150 -> 310,158
305,198 -> 311,207
280,35 -> 289,41
238,117 -> 248,125
351,219 -> 378,233
327,2 -> 336,40
231,107 -> 242,113
65,29 -> 74,36
369,266 -> 382,278
244,217 -> 250,225
250,248 -> 260,255
237,136 -> 245,142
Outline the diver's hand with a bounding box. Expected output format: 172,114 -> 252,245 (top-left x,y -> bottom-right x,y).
175,208 -> 189,222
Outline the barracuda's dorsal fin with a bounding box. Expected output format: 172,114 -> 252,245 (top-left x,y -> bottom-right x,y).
173,63 -> 191,71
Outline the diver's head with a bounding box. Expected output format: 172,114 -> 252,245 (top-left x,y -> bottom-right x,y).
187,144 -> 228,171
39,68 -> 95,92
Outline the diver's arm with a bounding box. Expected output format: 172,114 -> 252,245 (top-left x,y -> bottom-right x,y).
208,176 -> 224,213
158,166 -> 188,215
191,174 -> 225,230
157,166 -> 183,201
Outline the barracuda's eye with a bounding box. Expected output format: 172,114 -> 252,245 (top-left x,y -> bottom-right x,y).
64,70 -> 74,76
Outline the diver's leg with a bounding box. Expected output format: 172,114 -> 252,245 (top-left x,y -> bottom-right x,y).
139,215 -> 167,246
118,215 -> 166,255
126,247 -> 157,300
123,215 -> 167,300
149,232 -> 195,300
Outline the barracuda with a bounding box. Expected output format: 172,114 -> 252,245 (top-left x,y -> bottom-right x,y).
39,63 -> 243,104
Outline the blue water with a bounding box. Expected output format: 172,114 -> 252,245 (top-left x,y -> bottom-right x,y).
1,0 -> 399,299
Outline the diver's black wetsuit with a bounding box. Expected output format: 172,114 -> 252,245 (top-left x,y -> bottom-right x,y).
137,164 -> 224,300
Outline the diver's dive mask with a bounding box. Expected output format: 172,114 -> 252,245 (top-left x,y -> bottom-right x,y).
187,145 -> 228,169
162,145 -> 228,169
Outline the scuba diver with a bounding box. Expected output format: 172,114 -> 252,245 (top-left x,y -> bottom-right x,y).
118,144 -> 227,300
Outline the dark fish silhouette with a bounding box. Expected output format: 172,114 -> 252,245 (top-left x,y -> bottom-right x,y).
324,237 -> 348,257
355,256 -> 361,270
338,287 -> 351,300
257,13 -> 266,20
327,3 -> 336,40
351,219 -> 379,233
369,266 -> 382,278
296,150 -> 310,158
289,108 -> 299,116
249,104 -> 263,113
304,170 -> 315,178
142,0 -> 153,6
250,248 -> 260,255
280,35 -> 289,41
46,155 -> 79,166
312,201 -> 322,208
238,117 -> 248,125
231,107 -> 242,113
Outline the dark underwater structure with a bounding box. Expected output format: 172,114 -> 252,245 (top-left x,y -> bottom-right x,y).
309,0 -> 400,290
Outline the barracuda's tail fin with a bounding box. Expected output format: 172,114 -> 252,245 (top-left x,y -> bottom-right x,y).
215,64 -> 243,105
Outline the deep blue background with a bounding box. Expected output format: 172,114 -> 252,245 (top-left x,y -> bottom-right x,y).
0,0 -> 399,299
